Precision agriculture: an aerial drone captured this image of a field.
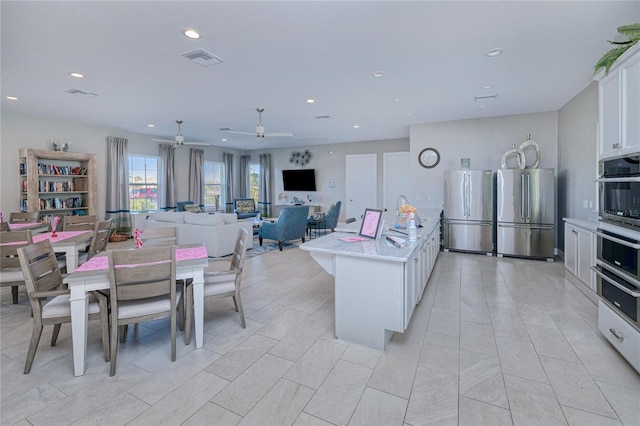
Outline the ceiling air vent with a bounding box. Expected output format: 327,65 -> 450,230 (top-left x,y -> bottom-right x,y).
65,88 -> 97,98
474,94 -> 498,102
181,49 -> 224,67
315,115 -> 334,120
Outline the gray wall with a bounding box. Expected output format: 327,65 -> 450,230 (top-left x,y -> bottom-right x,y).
557,82 -> 599,252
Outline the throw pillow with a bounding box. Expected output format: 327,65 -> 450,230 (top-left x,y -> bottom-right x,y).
235,199 -> 255,213
183,204 -> 202,213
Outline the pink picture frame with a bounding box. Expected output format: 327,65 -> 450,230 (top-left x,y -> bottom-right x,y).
358,208 -> 384,239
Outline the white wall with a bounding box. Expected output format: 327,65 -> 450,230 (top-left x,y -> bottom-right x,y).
409,111 -> 559,210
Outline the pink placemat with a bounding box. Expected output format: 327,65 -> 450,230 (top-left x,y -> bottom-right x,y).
33,231 -> 89,243
75,246 -> 208,272
8,223 -> 42,230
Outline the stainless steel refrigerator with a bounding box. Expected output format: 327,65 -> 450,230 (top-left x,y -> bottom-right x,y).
496,169 -> 555,260
443,170 -> 494,254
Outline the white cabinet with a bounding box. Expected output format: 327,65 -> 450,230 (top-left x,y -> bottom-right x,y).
596,45 -> 640,159
564,220 -> 596,292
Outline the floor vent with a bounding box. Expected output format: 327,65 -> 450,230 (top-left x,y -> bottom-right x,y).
181,49 -> 224,67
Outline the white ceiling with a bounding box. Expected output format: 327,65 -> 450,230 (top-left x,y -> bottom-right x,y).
2,1 -> 639,150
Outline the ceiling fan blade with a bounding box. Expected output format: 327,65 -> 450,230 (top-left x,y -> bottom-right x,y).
184,141 -> 210,146
265,132 -> 294,137
221,129 -> 256,136
151,138 -> 175,143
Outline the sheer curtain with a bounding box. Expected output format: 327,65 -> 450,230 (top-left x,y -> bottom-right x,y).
106,137 -> 132,236
159,145 -> 176,210
223,153 -> 234,213
259,153 -> 273,217
188,148 -> 204,207
239,154 -> 251,198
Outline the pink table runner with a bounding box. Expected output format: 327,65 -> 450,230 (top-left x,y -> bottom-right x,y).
75,246 -> 208,272
33,231 -> 89,243
8,223 -> 43,230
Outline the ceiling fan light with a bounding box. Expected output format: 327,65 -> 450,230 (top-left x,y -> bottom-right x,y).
183,29 -> 200,39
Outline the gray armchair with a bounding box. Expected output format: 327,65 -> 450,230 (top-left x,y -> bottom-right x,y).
259,206 -> 308,251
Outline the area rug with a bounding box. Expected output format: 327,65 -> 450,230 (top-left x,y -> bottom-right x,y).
245,235 -> 299,258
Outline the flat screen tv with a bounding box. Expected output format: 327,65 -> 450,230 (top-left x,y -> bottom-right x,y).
282,169 -> 316,191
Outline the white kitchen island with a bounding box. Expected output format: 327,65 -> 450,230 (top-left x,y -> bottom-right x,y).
300,210 -> 441,349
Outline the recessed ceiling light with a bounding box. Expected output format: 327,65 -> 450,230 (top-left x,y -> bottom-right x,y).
147,124 -> 155,128
481,84 -> 494,89
69,72 -> 85,78
372,71 -> 385,78
222,138 -> 227,142
479,105 -> 487,109
486,48 -> 503,57
353,125 -> 360,128
183,29 -> 200,39
394,98 -> 402,101
6,96 -> 18,100
306,99 -> 315,103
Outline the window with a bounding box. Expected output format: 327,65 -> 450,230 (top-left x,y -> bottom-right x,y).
128,155 -> 159,212
204,161 -> 225,210
249,163 -> 260,204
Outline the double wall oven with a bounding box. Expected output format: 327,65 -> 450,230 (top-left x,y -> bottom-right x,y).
594,154 -> 640,339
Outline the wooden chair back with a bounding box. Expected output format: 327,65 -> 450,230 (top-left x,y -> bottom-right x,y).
229,228 -> 250,272
108,246 -> 176,302
86,219 -> 112,261
140,226 -> 178,248
0,222 -> 9,231
10,212 -> 39,224
63,215 -> 97,231
17,240 -> 66,316
1,230 -> 33,270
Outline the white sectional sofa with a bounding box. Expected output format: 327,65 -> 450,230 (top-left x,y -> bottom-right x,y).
145,211 -> 254,257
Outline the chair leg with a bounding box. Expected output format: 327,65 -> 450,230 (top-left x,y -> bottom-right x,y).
279,241 -> 283,251
259,237 -> 263,246
232,296 -> 239,312
235,294 -> 246,329
171,309 -> 177,362
119,325 -> 128,343
24,323 -> 44,374
110,320 -> 119,377
11,286 -> 18,304
51,324 -> 62,346
177,291 -> 184,331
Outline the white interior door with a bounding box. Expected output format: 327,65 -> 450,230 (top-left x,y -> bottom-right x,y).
346,154 -> 377,220
383,152 -> 410,225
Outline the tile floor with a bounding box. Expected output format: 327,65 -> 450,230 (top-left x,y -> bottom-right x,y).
1,244 -> 639,425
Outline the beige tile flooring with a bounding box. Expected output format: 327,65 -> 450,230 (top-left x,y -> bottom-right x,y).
1,244 -> 639,425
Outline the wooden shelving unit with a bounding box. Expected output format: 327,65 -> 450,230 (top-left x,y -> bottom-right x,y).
19,148 -> 97,220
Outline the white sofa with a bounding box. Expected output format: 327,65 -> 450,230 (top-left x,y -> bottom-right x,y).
145,211 -> 254,257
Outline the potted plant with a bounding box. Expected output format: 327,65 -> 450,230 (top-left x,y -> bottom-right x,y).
594,23 -> 640,76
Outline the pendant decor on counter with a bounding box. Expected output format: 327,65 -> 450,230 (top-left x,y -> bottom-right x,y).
500,143 -> 525,169
519,134 -> 540,169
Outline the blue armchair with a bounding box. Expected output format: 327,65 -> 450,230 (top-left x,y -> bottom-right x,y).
259,206 -> 308,251
308,201 -> 342,236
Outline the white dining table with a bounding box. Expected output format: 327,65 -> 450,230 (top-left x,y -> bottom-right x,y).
33,230 -> 93,273
63,244 -> 208,376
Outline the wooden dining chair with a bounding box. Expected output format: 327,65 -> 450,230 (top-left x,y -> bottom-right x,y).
140,226 -> 178,248
1,230 -> 33,304
9,212 -> 39,224
180,228 -> 249,345
17,239 -> 110,373
63,215 -> 97,231
78,219 -> 112,265
0,222 -> 9,231
107,246 -> 178,376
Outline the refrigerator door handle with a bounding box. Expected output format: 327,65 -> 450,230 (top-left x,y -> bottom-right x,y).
520,173 -> 525,220
526,173 -> 531,221
497,223 -> 553,229
463,172 -> 469,218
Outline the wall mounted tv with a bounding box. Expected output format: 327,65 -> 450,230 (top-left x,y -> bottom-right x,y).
282,169 -> 316,191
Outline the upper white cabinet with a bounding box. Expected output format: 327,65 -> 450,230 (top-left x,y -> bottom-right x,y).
596,44 -> 640,159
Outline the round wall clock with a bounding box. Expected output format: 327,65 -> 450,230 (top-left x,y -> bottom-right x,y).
418,148 -> 440,168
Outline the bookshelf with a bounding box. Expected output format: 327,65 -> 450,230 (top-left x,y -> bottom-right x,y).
19,149 -> 97,220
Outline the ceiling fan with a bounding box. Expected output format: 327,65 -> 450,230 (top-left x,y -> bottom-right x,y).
220,108 -> 293,139
151,120 -> 209,149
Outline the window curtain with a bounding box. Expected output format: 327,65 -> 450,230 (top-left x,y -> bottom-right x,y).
188,148 -> 204,207
160,144 -> 176,210
106,137 -> 132,237
259,153 -> 273,217
239,154 -> 251,198
223,153 -> 234,213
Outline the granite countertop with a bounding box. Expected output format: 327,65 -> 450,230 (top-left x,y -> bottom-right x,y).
301,208 -> 442,262
563,217 -> 599,232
